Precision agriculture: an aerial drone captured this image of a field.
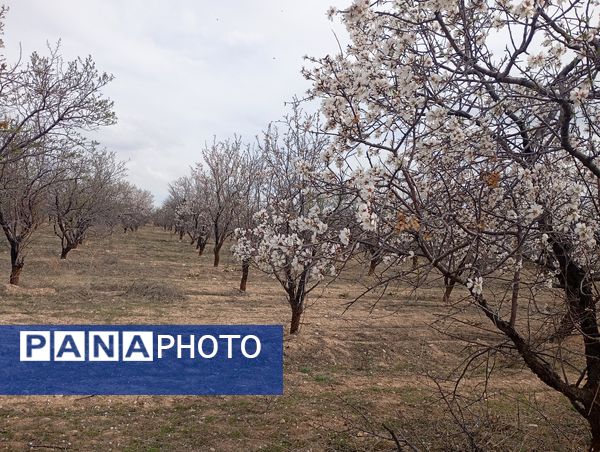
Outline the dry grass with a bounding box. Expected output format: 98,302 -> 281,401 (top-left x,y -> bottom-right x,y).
0,225 -> 588,451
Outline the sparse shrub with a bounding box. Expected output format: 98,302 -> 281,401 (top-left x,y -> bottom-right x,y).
123,280 -> 186,302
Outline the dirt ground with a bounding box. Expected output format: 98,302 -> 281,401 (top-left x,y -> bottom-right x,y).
0,226 -> 588,451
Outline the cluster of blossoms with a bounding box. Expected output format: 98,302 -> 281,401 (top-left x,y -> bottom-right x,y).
246,204 -> 346,283
570,84 -> 591,106
574,222 -> 596,249
515,0 -> 536,18
231,228 -> 255,263
466,276 -> 484,296
305,0 -> 600,299
339,227 -> 351,246
356,201 -> 378,231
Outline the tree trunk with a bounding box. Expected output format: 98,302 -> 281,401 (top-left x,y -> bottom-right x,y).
239,260 -> 250,292
213,244 -> 222,267
60,246 -> 72,260
289,270 -> 308,334
9,264 -> 23,285
552,235 -> 600,449
443,276 -> 455,303
197,238 -> 207,256
589,409 -> 600,451
9,242 -> 24,285
368,258 -> 378,276
509,266 -> 521,328
290,305 -> 303,334
412,255 -> 420,284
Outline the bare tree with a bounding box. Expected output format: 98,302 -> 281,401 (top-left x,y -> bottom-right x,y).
200,137 -> 250,267
0,20 -> 116,283
153,200 -> 178,232
116,182 -> 154,233
0,44 -> 115,165
171,174 -> 212,253
0,149 -> 66,284
50,149 -> 125,259
168,176 -> 193,241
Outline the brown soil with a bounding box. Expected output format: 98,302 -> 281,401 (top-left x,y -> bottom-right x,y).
0,226 -> 587,451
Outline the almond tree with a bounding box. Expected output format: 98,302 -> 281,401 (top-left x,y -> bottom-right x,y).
177,173 -> 212,254
116,182 -> 154,233
200,137 -> 253,267
0,44 -> 115,165
306,0 -> 600,447
168,176 -> 194,241
163,138 -> 262,265
0,148 -> 67,284
0,18 -> 115,284
153,200 -> 178,232
231,148 -> 263,291
234,105 -> 353,333
232,228 -> 256,292
50,149 -> 125,259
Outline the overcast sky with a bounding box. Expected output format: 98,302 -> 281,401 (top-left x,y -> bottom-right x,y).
2,1 -> 348,204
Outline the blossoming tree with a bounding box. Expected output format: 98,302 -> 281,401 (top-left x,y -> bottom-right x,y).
305,0 -> 600,446
200,137 -> 258,267
234,105 -> 353,333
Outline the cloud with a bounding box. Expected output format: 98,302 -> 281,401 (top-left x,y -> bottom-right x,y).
2,0 -> 349,204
